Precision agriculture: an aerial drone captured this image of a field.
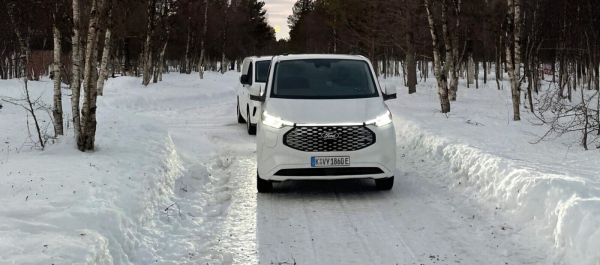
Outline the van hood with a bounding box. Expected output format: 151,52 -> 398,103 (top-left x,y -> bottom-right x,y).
264,98 -> 388,124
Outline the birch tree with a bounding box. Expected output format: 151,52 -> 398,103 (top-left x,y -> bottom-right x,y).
142,0 -> 157,86
97,6 -> 113,96
152,0 -> 175,83
51,1 -> 64,135
425,0 -> 451,113
442,0 -> 462,101
156,35 -> 169,82
505,0 -> 522,121
220,2 -> 229,74
71,0 -> 82,141
79,0 -> 109,151
198,0 -> 208,79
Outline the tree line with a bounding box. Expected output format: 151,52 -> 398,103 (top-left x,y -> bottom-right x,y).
1,0 -> 599,150
0,0 -> 281,151
286,0 -> 600,149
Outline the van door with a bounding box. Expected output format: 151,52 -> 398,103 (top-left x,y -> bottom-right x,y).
239,59 -> 252,118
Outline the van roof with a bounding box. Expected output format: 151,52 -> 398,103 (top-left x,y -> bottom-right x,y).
274,54 -> 367,61
245,56 -> 273,62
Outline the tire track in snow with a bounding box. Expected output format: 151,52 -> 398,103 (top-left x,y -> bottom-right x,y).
337,181 -> 420,263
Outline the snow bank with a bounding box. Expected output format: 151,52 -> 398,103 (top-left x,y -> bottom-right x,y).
386,78 -> 600,265
101,72 -> 237,112
1,88 -> 184,264
0,72 -> 237,264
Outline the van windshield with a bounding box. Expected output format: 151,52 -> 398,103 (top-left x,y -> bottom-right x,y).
255,61 -> 270,83
270,59 -> 379,99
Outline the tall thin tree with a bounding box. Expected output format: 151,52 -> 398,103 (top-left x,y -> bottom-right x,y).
51,1 -> 64,135
425,0 -> 451,113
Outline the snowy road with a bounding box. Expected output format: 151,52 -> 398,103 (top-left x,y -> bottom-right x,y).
4,70 -> 599,265
137,81 -> 551,265
0,73 -> 562,265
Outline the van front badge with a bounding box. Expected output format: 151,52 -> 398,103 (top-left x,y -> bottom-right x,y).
321,132 -> 339,140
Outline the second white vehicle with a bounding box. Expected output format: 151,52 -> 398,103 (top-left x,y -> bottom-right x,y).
237,56 -> 272,135
249,54 -> 397,192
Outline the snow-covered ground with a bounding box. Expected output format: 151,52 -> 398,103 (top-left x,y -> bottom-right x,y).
0,71 -> 597,265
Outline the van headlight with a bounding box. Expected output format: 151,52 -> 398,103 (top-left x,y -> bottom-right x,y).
366,110 -> 392,127
262,111 -> 294,129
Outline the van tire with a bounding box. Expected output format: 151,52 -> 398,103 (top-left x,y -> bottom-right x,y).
257,173 -> 272,193
375,176 -> 394,190
247,108 -> 257,135
237,100 -> 245,123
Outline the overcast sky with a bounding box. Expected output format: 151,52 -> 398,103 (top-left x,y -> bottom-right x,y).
263,0 -> 295,40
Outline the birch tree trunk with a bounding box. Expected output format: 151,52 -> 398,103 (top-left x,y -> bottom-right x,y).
220,5 -> 228,75
97,4 -> 113,96
79,0 -> 106,151
441,0 -> 455,102
198,0 -> 209,79
406,32 -> 417,94
53,24 -> 64,135
467,53 -> 474,85
425,0 -> 451,113
152,61 -> 159,83
505,0 -> 522,121
71,0 -> 82,140
158,40 -> 168,81
449,0 -> 462,100
97,27 -> 112,95
142,0 -> 156,86
184,17 -> 191,74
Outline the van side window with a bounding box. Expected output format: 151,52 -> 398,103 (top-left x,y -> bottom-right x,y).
265,62 -> 275,95
247,63 -> 253,85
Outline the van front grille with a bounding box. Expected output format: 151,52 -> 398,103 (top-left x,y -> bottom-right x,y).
283,125 -> 376,152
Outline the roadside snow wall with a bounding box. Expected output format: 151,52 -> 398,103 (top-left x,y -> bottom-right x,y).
394,116 -> 600,265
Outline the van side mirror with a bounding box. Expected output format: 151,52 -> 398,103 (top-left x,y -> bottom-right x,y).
250,85 -> 265,102
240,74 -> 250,85
383,86 -> 397,101
248,84 -> 261,97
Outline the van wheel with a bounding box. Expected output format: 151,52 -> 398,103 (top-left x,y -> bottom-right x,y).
375,176 -> 394,190
237,101 -> 245,123
257,173 -> 272,193
247,109 -> 257,135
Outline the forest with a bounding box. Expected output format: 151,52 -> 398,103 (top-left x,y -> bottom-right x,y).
0,0 -> 283,150
1,0 -> 599,150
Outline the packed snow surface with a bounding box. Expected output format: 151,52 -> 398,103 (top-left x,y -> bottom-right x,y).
0,71 -> 598,265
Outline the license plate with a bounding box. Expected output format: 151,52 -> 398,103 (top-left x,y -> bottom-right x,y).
311,156 -> 350,167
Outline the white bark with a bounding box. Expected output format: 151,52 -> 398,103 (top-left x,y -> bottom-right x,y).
71,0 -> 82,140
157,40 -> 168,81
53,24 -> 64,135
142,0 -> 156,86
97,28 -> 112,96
468,54 -> 475,85
425,0 -> 450,113
199,0 -> 209,79
79,0 -> 106,151
449,0 -> 461,100
220,4 -> 228,74
184,16 -> 191,74
506,0 -> 522,121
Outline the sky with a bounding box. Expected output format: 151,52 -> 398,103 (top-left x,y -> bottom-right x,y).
263,0 -> 295,40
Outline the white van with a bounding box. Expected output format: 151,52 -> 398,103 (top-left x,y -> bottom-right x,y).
249,54 -> 397,192
237,56 -> 272,135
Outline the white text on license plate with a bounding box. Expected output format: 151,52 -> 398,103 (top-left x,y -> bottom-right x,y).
311,156 -> 350,167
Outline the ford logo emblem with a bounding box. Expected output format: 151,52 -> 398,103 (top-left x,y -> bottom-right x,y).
321,131 -> 339,140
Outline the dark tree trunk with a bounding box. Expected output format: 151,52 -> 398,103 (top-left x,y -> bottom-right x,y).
406,32 -> 417,94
